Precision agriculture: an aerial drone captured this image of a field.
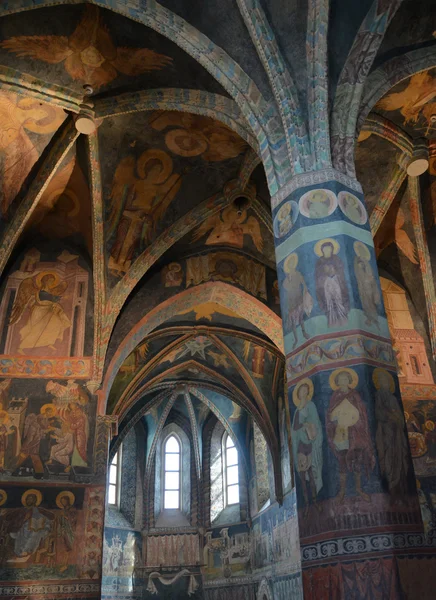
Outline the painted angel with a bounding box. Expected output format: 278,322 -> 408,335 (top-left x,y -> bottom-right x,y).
107,150 -> 181,276
192,205 -> 263,251
375,207 -> 418,264
377,71 -> 436,129
9,271 -> 70,354
0,92 -> 64,215
0,5 -> 172,90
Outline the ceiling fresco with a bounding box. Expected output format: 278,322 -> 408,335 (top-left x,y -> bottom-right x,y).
0,5 -> 228,97
0,91 -> 66,220
99,110 -> 248,286
375,69 -> 436,139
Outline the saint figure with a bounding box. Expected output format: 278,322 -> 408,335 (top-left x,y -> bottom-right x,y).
327,369 -> 375,502
374,369 -> 409,498
291,379 -> 323,515
9,271 -> 70,354
315,240 -> 349,328
8,490 -> 53,561
55,491 -> 76,572
282,253 -> 312,348
354,241 -> 381,326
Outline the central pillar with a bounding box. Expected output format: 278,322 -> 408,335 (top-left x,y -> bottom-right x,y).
272,171 -> 428,599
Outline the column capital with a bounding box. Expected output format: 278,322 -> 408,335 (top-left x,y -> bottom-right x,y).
271,168 -> 362,209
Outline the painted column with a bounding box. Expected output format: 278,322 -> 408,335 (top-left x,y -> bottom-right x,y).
271,170 -> 427,599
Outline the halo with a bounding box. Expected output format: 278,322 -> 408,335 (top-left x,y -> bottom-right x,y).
278,202 -> 291,218
404,411 -> 410,420
168,262 -> 182,272
47,188 -> 81,218
338,191 -> 367,225
299,188 -> 337,219
283,253 -> 298,273
56,490 -> 75,509
354,241 -> 371,261
35,270 -> 61,290
18,97 -> 65,134
22,489 -> 42,507
314,238 -> 340,257
165,128 -> 208,158
0,489 -> 7,507
0,410 -> 9,423
372,368 -> 395,392
40,403 -> 57,416
329,367 -> 359,390
137,149 -> 173,183
292,378 -> 314,407
425,420 -> 435,432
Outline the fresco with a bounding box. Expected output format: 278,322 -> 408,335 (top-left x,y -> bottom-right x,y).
107,148 -> 182,276
28,156 -> 93,252
0,248 -> 89,359
192,206 -> 263,252
0,91 -> 65,217
0,484 -> 104,581
376,69 -> 436,137
150,111 -> 247,162
0,378 -> 94,481
0,5 -> 172,90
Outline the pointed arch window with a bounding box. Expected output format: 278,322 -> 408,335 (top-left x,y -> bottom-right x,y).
164,435 -> 181,509
224,434 -> 239,505
108,448 -> 121,507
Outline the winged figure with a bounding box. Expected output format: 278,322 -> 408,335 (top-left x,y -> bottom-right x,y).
0,5 -> 172,89
9,271 -> 70,354
0,92 -> 64,216
375,207 -> 418,264
192,205 -> 263,252
377,71 -> 436,129
107,149 -> 181,276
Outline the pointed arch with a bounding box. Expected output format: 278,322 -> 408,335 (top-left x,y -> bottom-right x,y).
99,282 -> 283,412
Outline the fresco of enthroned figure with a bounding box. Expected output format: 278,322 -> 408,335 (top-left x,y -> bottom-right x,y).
0,249 -> 89,358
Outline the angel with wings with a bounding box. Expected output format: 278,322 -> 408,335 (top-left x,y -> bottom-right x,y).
0,92 -> 64,216
0,5 -> 172,90
9,271 -> 70,354
107,149 -> 182,276
192,205 -> 263,252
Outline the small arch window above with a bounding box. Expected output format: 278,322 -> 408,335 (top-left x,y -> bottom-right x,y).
164,435 -> 180,509
224,434 -> 239,505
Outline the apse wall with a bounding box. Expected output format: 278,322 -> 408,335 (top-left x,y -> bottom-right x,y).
101,411 -> 302,600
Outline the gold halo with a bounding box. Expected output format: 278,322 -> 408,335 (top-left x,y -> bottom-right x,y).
372,368 -> 395,392
168,262 -> 182,272
0,489 -> 7,506
354,241 -> 371,261
329,367 -> 359,390
0,410 -> 8,423
137,149 -> 173,183
283,253 -> 298,273
56,490 -> 75,509
278,202 -> 291,218
41,403 -> 57,416
21,489 -> 42,507
18,97 -> 65,134
314,238 -> 340,257
292,378 -> 314,407
35,270 -> 61,290
404,411 -> 410,420
425,420 -> 435,432
308,190 -> 330,203
165,128 -> 208,158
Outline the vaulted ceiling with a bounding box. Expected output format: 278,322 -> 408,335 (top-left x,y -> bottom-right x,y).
1,0 -> 436,472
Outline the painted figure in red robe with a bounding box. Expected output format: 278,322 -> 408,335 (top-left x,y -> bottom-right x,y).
327,368 -> 375,502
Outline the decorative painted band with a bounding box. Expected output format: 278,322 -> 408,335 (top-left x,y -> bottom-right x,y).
272,168 -> 362,208
301,531 -> 436,564
0,356 -> 92,378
